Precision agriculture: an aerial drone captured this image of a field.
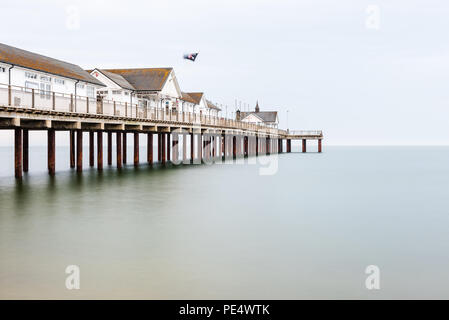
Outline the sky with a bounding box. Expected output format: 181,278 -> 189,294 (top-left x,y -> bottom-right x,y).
0,0 -> 448,145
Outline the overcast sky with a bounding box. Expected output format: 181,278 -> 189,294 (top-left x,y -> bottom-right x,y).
1,0 -> 448,145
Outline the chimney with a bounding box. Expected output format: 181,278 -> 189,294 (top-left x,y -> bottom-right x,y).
255,100 -> 260,113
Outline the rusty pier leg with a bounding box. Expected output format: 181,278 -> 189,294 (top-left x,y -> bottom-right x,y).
14,128 -> 22,179
190,133 -> 194,163
97,131 -> 103,170
302,139 -> 307,153
76,130 -> 83,172
197,133 -> 202,163
161,133 -> 166,165
318,139 -> 322,153
23,129 -> 29,173
89,131 -> 94,167
147,133 -> 153,165
182,133 -> 187,163
70,130 -> 75,168
158,133 -> 162,163
107,132 -> 112,165
287,139 -> 291,153
123,132 -> 127,164
167,133 -> 171,163
48,129 -> 55,176
134,132 -> 139,167
116,132 -> 122,169
233,136 -> 237,160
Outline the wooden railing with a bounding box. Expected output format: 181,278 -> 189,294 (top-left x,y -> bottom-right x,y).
0,83 -> 283,134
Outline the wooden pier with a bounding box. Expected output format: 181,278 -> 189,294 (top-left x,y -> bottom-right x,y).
0,85 -> 323,179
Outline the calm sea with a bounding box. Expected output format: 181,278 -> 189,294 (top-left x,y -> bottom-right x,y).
1,145 -> 449,299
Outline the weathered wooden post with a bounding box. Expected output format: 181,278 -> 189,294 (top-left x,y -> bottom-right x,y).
190,133 -> 195,164
161,133 -> 166,165
233,135 -> 237,160
134,132 -> 139,166
197,133 -> 202,162
116,132 -> 122,169
108,132 -> 112,165
14,128 -> 22,179
123,132 -> 127,164
158,133 -> 162,162
76,130 -> 83,172
182,133 -> 187,162
147,133 -> 153,165
318,139 -> 322,153
89,131 -> 94,167
97,131 -> 103,170
23,129 -> 29,173
167,133 -> 171,162
302,139 -> 307,153
48,129 -> 55,176
70,130 -> 75,168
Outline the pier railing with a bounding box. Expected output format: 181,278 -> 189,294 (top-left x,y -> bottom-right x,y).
288,130 -> 323,136
0,83 -> 282,134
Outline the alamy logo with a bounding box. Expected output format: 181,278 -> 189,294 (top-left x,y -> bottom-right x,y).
365,265 -> 380,290
65,265 -> 80,290
365,5 -> 381,30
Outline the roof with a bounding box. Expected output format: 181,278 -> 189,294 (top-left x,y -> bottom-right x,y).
181,92 -> 197,104
92,69 -> 135,90
206,100 -> 221,111
0,43 -> 104,86
100,68 -> 173,91
241,111 -> 278,123
185,92 -> 203,105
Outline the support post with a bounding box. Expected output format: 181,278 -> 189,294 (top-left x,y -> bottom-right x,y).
123,132 -> 127,164
158,133 -> 162,162
190,133 -> 195,164
233,136 -> 237,160
48,129 -> 55,176
23,129 -> 29,172
167,133 -> 171,162
116,132 -> 122,169
89,131 -> 94,167
14,128 -> 22,179
147,133 -> 153,165
108,132 -> 112,165
70,130 -> 75,168
183,133 -> 187,162
197,133 -> 202,162
76,130 -> 82,172
318,139 -> 322,153
302,139 -> 307,153
134,132 -> 139,166
97,131 -> 103,170
161,133 -> 166,165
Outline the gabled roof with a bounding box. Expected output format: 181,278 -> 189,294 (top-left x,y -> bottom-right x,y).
206,100 -> 221,111
241,111 -> 278,123
100,68 -> 173,91
0,43 -> 104,86
181,92 -> 197,104
185,92 -> 204,105
91,69 -> 135,91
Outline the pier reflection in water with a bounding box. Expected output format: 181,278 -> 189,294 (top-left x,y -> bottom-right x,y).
1,146 -> 449,299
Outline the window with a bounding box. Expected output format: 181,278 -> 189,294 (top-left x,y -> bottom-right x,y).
76,83 -> 85,89
87,86 -> 95,98
124,92 -> 129,96
0,67 -> 5,72
40,83 -> 51,99
40,76 -> 51,82
25,72 -> 37,79
112,90 -> 121,95
25,81 -> 39,90
55,78 -> 65,85
98,90 -> 108,95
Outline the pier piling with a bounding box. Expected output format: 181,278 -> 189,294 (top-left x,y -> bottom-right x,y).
76,130 -> 83,172
147,133 -> 153,165
97,131 -> 103,170
89,131 -> 94,167
318,139 -> 322,153
134,132 -> 139,166
48,129 -> 55,176
116,132 -> 122,169
14,128 -> 22,179
302,139 -> 306,153
107,132 -> 112,166
70,130 -> 75,168
23,129 -> 29,173
123,132 -> 127,164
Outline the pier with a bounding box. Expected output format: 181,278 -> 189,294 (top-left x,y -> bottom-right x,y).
0,84 -> 323,179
